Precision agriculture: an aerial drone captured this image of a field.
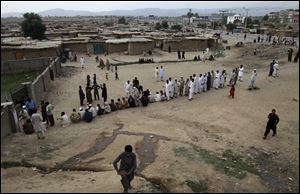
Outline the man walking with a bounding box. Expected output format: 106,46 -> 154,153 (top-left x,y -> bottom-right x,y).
249,69 -> 257,89
263,109 -> 280,139
80,56 -> 85,68
113,145 -> 137,193
159,66 -> 165,81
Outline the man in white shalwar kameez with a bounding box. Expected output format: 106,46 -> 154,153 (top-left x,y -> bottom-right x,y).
215,70 -> 221,89
194,75 -> 199,93
273,61 -> 279,77
188,79 -> 194,101
199,74 -> 204,93
193,74 -> 197,94
132,86 -> 141,106
31,110 -> 46,139
203,73 -> 207,92
168,78 -> 174,98
238,65 -> 244,81
80,57 -> 85,68
124,80 -> 131,98
159,66 -> 165,81
164,80 -> 170,101
249,69 -> 257,89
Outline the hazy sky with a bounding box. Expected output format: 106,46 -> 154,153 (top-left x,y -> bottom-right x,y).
1,1 -> 299,13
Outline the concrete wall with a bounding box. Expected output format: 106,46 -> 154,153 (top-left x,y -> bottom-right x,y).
107,43 -> 128,54
1,47 -> 61,61
1,57 -> 51,74
1,49 -> 15,61
128,41 -> 155,55
63,43 -> 88,53
87,43 -> 94,54
162,40 -> 182,52
30,57 -> 61,104
162,39 -> 215,52
1,102 -> 20,139
1,58 -> 61,138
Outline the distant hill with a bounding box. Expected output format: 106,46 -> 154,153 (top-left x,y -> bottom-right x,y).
1,4 -> 299,18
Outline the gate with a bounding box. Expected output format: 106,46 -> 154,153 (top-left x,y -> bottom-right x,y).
93,44 -> 104,54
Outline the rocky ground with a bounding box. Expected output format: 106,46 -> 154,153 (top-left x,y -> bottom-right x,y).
1,35 -> 299,193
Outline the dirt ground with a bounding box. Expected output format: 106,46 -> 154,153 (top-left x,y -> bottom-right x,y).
1,37 -> 299,193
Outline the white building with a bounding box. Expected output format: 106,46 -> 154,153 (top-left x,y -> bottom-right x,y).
227,14 -> 245,24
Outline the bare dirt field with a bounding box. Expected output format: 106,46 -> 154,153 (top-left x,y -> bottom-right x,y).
1,38 -> 299,193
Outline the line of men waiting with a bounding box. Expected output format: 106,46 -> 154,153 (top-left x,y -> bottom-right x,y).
153,64 -> 258,101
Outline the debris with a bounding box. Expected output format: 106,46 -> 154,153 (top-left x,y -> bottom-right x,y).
292,98 -> 298,102
32,167 -> 37,171
288,177 -> 293,181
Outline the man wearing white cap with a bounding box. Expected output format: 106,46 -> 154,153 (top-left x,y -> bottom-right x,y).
88,104 -> 97,118
103,102 -> 111,114
79,107 -> 85,119
188,78 -> 195,101
19,105 -> 30,131
249,69 -> 257,89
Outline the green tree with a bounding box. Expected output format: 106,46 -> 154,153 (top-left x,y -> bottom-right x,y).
194,13 -> 199,18
263,14 -> 269,21
171,24 -> 182,31
118,16 -> 126,24
21,12 -> 46,40
155,22 -> 162,30
161,20 -> 169,29
187,9 -> 194,19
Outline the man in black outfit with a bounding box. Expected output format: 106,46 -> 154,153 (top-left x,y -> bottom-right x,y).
263,109 -> 280,139
113,145 -> 137,193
